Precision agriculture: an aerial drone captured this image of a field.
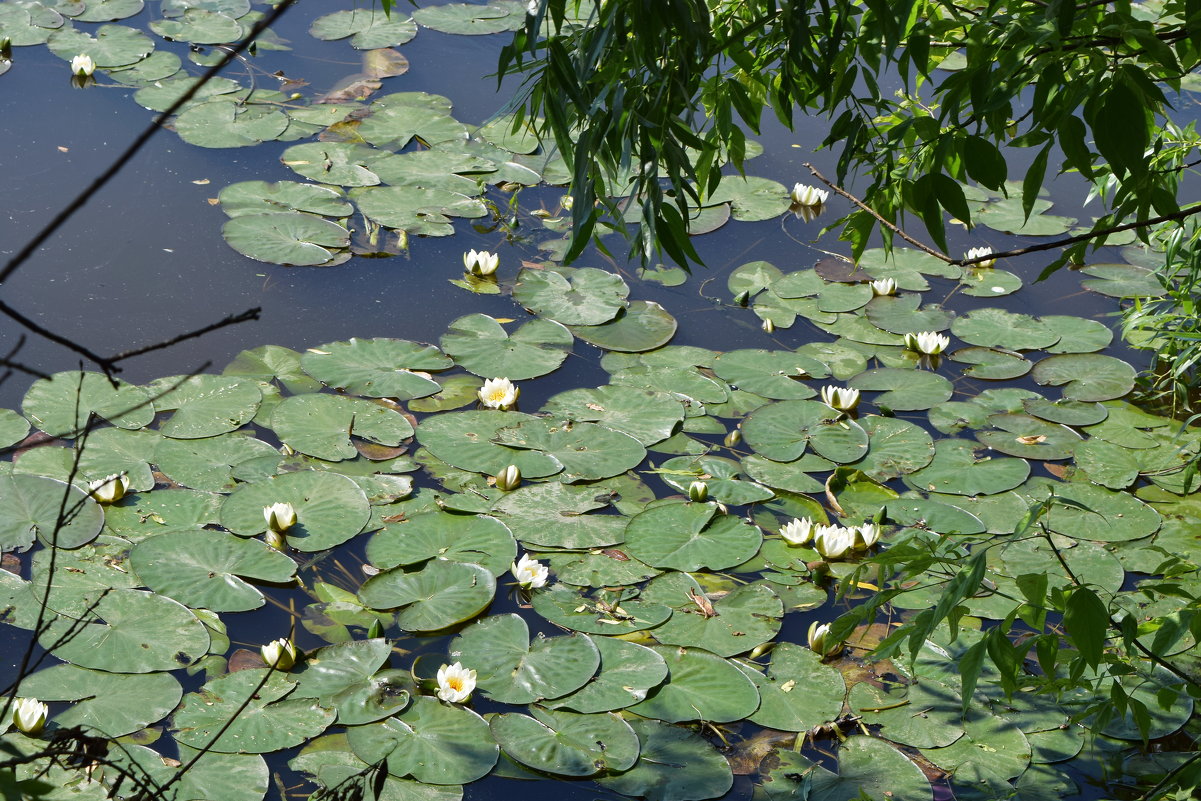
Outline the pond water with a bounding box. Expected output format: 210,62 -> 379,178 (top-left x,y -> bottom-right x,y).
1,3 -> 1193,801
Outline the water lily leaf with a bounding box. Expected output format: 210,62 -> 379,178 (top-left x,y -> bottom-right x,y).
764,736 -> 933,801
1073,439 -> 1141,489
650,581 -> 782,657
569,300 -> 678,352
624,500 -> 762,572
353,185 -> 488,234
1022,397 -> 1108,426
412,1 -> 527,35
354,92 -> 468,149
0,4 -> 59,47
922,707 -> 1032,780
1031,353 -> 1136,402
408,374 -> 484,413
547,548 -> 661,588
848,368 -> 954,411
656,454 -> 775,505
450,613 -> 601,704
292,734 -> 463,801
541,385 -> 683,446
348,697 -> 497,784
707,175 -> 790,220
146,374 -> 261,439
741,452 -> 830,494
417,410 -> 563,478
174,98 -> 290,147
291,640 -> 410,725
850,679 -> 963,748
131,530 -> 296,611
25,534 -> 139,620
369,150 -> 495,194
849,416 -> 935,480
609,364 -> 726,404
493,417 -> 645,482
1045,481 -> 1161,541
949,346 -> 1032,380
886,497 -> 986,535
742,399 -> 870,463
161,0 -> 250,17
47,23 -> 153,66
815,313 -> 904,345
865,293 -> 952,334
270,394 -> 413,461
221,470 -> 371,551
628,645 -> 760,723
173,668 -> 335,753
22,370 -> 154,436
905,438 -> 1029,496
367,511 -> 515,576
542,636 -> 668,713
440,314 -> 572,380
150,8 -> 241,42
513,267 -> 629,326
156,432 -> 281,492
1096,664 -> 1193,740
360,559 -> 496,632
133,73 -> 243,111
219,180 -> 352,219
40,588 -> 209,672
491,707 -> 639,777
959,267 -> 1022,297
489,481 -> 626,549
738,642 -> 845,732
281,142 -> 383,186
19,664 -> 181,737
301,338 -> 451,399
974,194 -> 1075,236
106,49 -> 182,84
711,349 -> 827,399
309,7 -> 417,48
75,0 -> 144,22
103,488 -> 223,540
111,743 -> 268,801
1042,315 -> 1114,353
0,408 -> 29,449
597,718 -> 733,801
0,474 -> 102,552
951,308 -> 1060,351
11,428 -> 158,492
975,413 -> 1082,459
1080,262 -> 1166,297
222,212 -> 350,266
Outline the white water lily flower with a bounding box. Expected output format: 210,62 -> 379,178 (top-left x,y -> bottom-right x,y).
261,637 -> 298,671
88,473 -> 129,504
512,553 -> 549,589
854,522 -> 881,551
479,377 -> 519,409
965,246 -> 996,268
780,517 -> 816,546
904,331 -> 950,355
526,0 -> 540,15
71,54 -> 95,77
813,524 -> 854,560
436,662 -> 477,703
870,277 -> 896,296
821,385 -> 860,413
12,698 -> 48,736
808,621 -> 839,658
263,501 -> 296,533
463,249 -> 499,276
790,183 -> 828,207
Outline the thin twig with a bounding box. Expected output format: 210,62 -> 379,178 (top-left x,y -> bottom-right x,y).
108,307 -> 261,363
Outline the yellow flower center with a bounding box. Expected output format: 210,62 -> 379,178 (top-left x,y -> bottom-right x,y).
446,676 -> 464,691
484,388 -> 508,403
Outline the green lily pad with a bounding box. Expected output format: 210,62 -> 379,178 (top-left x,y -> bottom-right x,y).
951,308 -> 1060,351
650,581 -> 782,657
490,707 -> 639,776
221,211 -> 350,266
493,417 -> 645,482
848,368 -> 954,411
360,559 -> 496,632
960,268 -> 1022,297
19,664 -> 181,737
742,399 -> 870,463
513,267 -> 629,326
1042,315 -> 1114,354
150,8 -> 241,42
489,481 -> 626,549
48,23 -> 153,66
0,474 -> 103,552
131,530 -> 296,612
541,385 -> 684,446
545,635 -> 669,712
707,175 -> 790,221
411,1 -> 526,34
301,338 -> 451,399
905,438 -> 1030,496
1031,353 -> 1136,402
270,394 -> 413,461
22,371 -> 154,436
366,510 -> 515,576
417,410 -> 563,478
281,142 -> 383,186
922,707 -> 1032,780
440,314 -> 572,380
850,679 -> 964,748
220,470 -> 371,551
292,639 -> 411,725
1080,263 -> 1167,297
865,293 -> 952,334
40,588 -> 209,672
624,500 -> 762,571
111,744 -> 268,801
353,185 -> 488,235
547,548 -> 661,588
219,180 -> 352,219
597,718 -> 733,801
309,7 -> 417,48
530,583 -> 672,635
974,194 -> 1075,236
348,697 -> 497,784
711,349 -> 828,398
628,645 -> 760,723
102,488 -> 223,540
569,300 -> 678,352
764,736 -> 933,801
975,413 -> 1082,459
155,432 -> 281,492
144,374 -> 261,439
354,92 -> 469,150
1045,481 -> 1161,542
950,346 -> 1032,380
175,99 -> 290,148
450,613 -> 600,704
850,416 -> 935,480
0,408 -> 30,449
741,642 -> 845,732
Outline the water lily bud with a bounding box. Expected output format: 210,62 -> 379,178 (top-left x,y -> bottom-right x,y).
965,246 -> 996,269
366,618 -> 385,639
559,194 -> 574,210
478,377 -> 519,409
733,290 -> 750,307
808,621 -> 839,658
261,637 -> 298,671
870,277 -> 896,296
71,54 -> 95,77
724,429 -> 742,448
263,502 -> 296,534
436,662 -> 477,703
790,183 -> 828,207
264,529 -> 288,551
88,473 -> 129,504
12,698 -> 47,736
820,385 -> 860,413
761,318 -> 775,334
463,249 -> 499,276
780,517 -> 815,546
511,553 -> 549,589
687,481 -> 709,502
903,331 -> 950,355
0,38 -> 12,59
495,464 -> 522,491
